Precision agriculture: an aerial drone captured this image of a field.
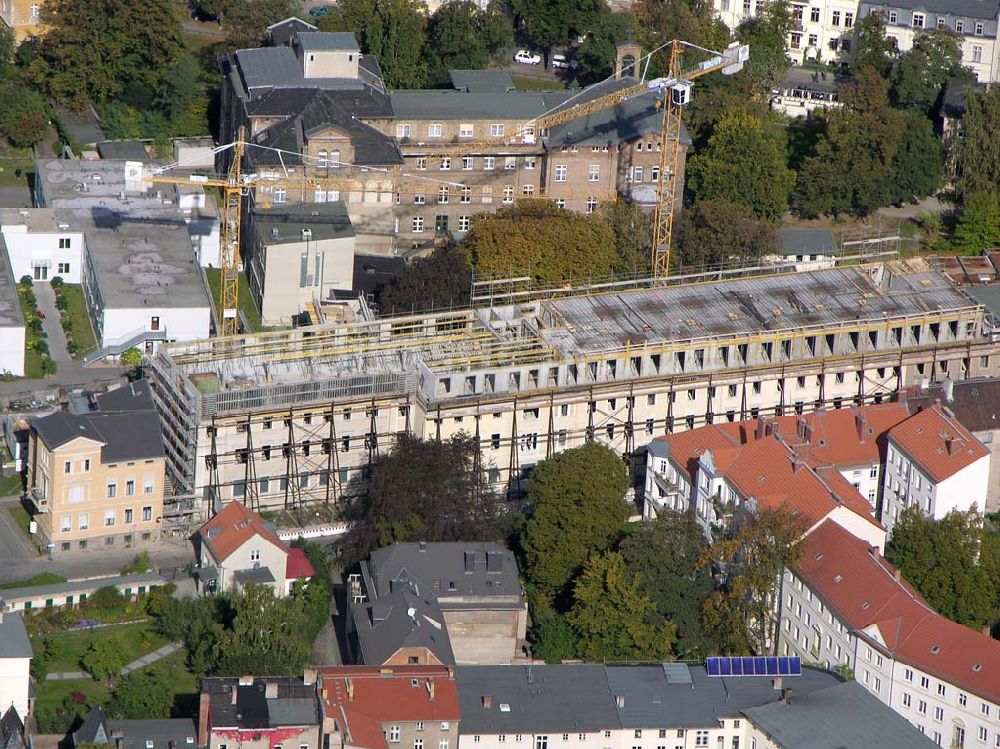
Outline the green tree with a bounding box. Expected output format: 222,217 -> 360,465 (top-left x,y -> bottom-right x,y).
106,667 -> 174,719
119,550 -> 151,575
377,245 -> 472,314
619,510 -> 714,656
597,199 -> 652,275
345,433 -> 503,563
81,636 -> 127,682
887,507 -> 1000,628
890,30 -> 967,113
120,348 -> 143,370
575,10 -> 638,85
955,85 -> 1000,200
736,0 -> 793,99
521,443 -> 630,597
888,110 -> 944,205
687,109 -> 794,221
0,84 -> 48,148
701,507 -> 805,654
851,13 -> 895,77
676,198 -> 779,270
792,68 -> 902,217
0,25 -> 15,74
423,2 -> 512,87
569,551 -> 675,661
216,584 -> 310,675
510,0 -> 603,50
634,0 -> 730,79
218,0 -> 300,51
322,0 -> 428,88
953,189 -> 1000,253
527,588 -> 579,662
466,201 -> 620,285
29,0 -> 185,107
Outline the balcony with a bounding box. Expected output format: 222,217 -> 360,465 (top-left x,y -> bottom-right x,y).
26,486 -> 48,513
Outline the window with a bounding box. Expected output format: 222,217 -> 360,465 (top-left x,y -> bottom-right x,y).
635,732 -> 642,739
440,157 -> 451,171
79,513 -> 89,530
903,693 -> 912,708
396,124 -> 411,138
695,732 -> 709,748
60,515 -> 71,532
976,21 -> 985,34
57,261 -> 71,275
413,217 -> 424,233
414,193 -> 425,205
142,506 -> 152,522
317,150 -> 328,168
980,703 -> 988,716
960,694 -> 968,707
524,156 -> 536,170
535,738 -> 547,749
957,19 -> 965,31
125,479 -> 135,496
937,16 -> 946,28
416,157 -> 427,170
555,164 -> 568,182
438,186 -> 449,204
124,508 -> 133,524
143,476 -> 154,494
973,45 -> 983,62
441,724 -> 450,732
459,124 -> 474,138
104,509 -> 115,527
388,727 -> 401,743
934,707 -> 943,722
954,726 -> 965,749
978,727 -> 987,743
505,156 -> 516,171
555,198 -> 565,208
460,187 -> 471,203
918,700 -> 927,715
588,165 -> 600,182
491,124 -> 505,136
811,6 -> 820,21
888,10 -> 897,23
29,3 -> 40,18
845,11 -> 853,26
586,197 -> 598,214
107,482 -> 117,498
502,186 -> 514,204
523,184 -> 535,196
832,10 -> 840,24
458,216 -> 471,232
921,676 -> 930,689
474,738 -> 481,744
938,684 -> 946,697
483,156 -> 495,170
905,668 -> 913,682
913,12 -> 924,27
428,124 -> 443,138
809,34 -> 818,46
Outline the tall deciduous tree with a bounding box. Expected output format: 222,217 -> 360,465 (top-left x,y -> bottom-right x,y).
509,0 -> 603,50
687,109 -> 794,221
736,0 -> 793,99
634,0 -> 730,80
596,199 -> 652,275
792,68 -> 902,217
887,507 -> 1000,628
424,2 -> 512,86
521,443 -> 630,597
466,201 -> 620,285
889,110 -> 944,205
619,510 -> 714,656
345,434 -> 502,563
81,637 -> 127,683
215,584 -> 310,675
569,551 -> 675,661
219,0 -> 300,51
676,198 -> 779,270
955,85 -> 1000,200
851,13 -> 895,77
106,668 -> 174,719
575,10 -> 639,85
29,0 -> 185,107
953,189 -> 1000,252
377,245 -> 472,315
527,588 -> 580,662
890,30 -> 967,113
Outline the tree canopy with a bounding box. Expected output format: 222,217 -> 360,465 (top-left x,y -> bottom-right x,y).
377,245 -> 472,315
687,109 -> 794,221
953,189 -> 1000,253
736,0 -> 793,98
344,433 -> 503,563
851,14 -> 895,77
106,668 -> 174,719
521,443 -> 630,597
619,510 -> 714,656
677,198 -> 779,270
955,85 -> 1000,201
510,0 -> 603,50
217,0 -> 301,51
81,636 -> 127,683
890,30 -> 967,114
214,584 -> 311,675
888,110 -> 944,205
569,551 -> 675,661
423,2 -> 512,87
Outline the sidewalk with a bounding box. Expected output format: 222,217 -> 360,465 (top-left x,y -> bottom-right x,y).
46,640 -> 183,681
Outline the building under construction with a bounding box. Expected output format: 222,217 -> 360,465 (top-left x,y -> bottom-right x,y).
148,259 -> 1000,513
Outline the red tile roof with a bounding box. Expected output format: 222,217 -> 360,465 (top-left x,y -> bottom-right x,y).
319,667 -> 460,749
796,520 -> 1000,706
286,547 -> 316,580
887,403 -> 990,483
200,501 -> 287,563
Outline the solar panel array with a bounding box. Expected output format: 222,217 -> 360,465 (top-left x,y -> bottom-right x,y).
705,656 -> 802,677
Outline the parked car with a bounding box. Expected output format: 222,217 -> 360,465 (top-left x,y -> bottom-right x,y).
552,54 -> 570,69
514,50 -> 543,65
309,4 -> 333,17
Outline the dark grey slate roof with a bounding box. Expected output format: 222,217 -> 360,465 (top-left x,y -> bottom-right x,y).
1,707 -> 25,749
389,90 -> 575,119
606,664 -> 839,729
234,47 -> 368,93
234,567 -> 278,585
862,0 -> 1000,19
92,378 -> 156,413
777,228 -> 839,257
904,377 -> 1000,432
296,32 -> 360,52
74,706 -> 108,746
254,202 -> 355,244
268,17 -> 318,48
352,253 -> 404,297
0,612 -> 32,658
107,719 -> 197,749
455,665 -> 620,733
96,141 -> 150,161
449,70 -> 516,93
742,681 -> 937,748
962,283 -> 1000,321
368,542 -> 522,600
941,78 -> 985,120
0,235 -> 24,328
202,677 -> 320,729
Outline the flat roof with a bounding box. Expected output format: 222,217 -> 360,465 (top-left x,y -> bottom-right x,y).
0,572 -> 165,602
0,235 -> 24,328
0,208 -> 60,233
253,202 -> 354,243
35,159 -> 211,310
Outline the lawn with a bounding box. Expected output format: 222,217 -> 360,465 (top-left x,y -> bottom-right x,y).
0,571 -> 65,590
204,268 -> 263,332
0,472 -> 24,497
17,282 -> 54,378
56,283 -> 97,358
0,157 -> 34,188
512,74 -> 566,91
32,620 -> 170,673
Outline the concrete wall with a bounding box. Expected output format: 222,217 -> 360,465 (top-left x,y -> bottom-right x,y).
301,49 -> 359,79
259,236 -> 355,326
0,323 -> 24,377
442,608 -> 521,665
209,724 -> 321,749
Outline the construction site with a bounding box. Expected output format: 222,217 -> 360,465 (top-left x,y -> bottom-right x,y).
148,258 -> 1000,517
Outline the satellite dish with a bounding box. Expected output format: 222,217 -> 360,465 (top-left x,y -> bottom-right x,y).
407,607 -> 416,618
253,562 -> 261,569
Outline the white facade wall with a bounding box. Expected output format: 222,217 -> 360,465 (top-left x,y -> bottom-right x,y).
874,18 -> 999,83
838,463 -> 881,511
0,652 -> 30,719
0,224 -> 84,284
99,305 -> 211,351
458,721 -> 751,749
206,535 -> 288,597
0,324 -> 24,377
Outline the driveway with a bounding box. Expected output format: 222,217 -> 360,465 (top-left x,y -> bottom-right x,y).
0,496 -> 37,563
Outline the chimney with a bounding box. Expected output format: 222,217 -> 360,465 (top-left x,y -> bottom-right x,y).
946,437 -> 964,456
755,414 -> 768,440
265,681 -> 279,699
803,422 -> 814,444
198,692 -> 211,747
855,411 -> 867,443
615,695 -> 625,708
303,667 -> 317,686
779,688 -> 791,705
346,677 -> 355,702
791,457 -> 804,474
427,679 -> 435,702
483,695 -> 492,709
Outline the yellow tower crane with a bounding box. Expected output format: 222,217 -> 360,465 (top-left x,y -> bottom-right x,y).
140,39 -> 747,336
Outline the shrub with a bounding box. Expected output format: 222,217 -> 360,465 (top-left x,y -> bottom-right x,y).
18,275 -> 31,286
50,276 -> 64,289
66,340 -> 79,356
56,295 -> 68,311
23,290 -> 36,308
60,316 -> 72,332
28,317 -> 42,333
33,340 -> 48,355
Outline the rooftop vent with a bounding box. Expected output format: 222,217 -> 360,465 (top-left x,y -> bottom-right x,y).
861,601 -> 870,610
499,704 -> 511,713
973,664 -> 982,672
301,228 -> 313,240
930,645 -> 941,654
833,574 -> 843,583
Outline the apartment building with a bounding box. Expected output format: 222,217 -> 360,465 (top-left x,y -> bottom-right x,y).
148,260 -> 1000,512
220,31 -> 681,255
346,543 -> 527,665
779,519 -> 1000,749
26,380 -> 166,554
0,0 -> 44,42
317,666 -> 461,749
199,677 -> 322,749
860,0 -> 1000,82
881,402 -> 990,533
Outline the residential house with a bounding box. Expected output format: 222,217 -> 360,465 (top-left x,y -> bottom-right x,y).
26,379 -> 167,554
72,705 -> 198,749
0,0 -> 44,42
779,518 -> 1000,748
766,228 -> 842,272
881,402 -> 990,533
0,609 -> 31,720
317,666 -> 460,749
770,68 -> 846,118
198,676 -> 323,749
195,501 -> 315,597
0,707 -> 25,749
220,31 -> 685,254
346,543 -> 527,666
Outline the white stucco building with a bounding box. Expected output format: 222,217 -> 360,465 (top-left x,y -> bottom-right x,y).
0,610 -> 32,720
0,243 -> 24,377
881,403 -> 990,534
779,518 -> 1000,749
0,209 -> 84,284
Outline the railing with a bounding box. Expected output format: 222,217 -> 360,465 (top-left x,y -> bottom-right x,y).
82,327 -> 167,365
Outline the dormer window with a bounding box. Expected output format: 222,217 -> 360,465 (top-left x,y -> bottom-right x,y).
309,54 -> 315,62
